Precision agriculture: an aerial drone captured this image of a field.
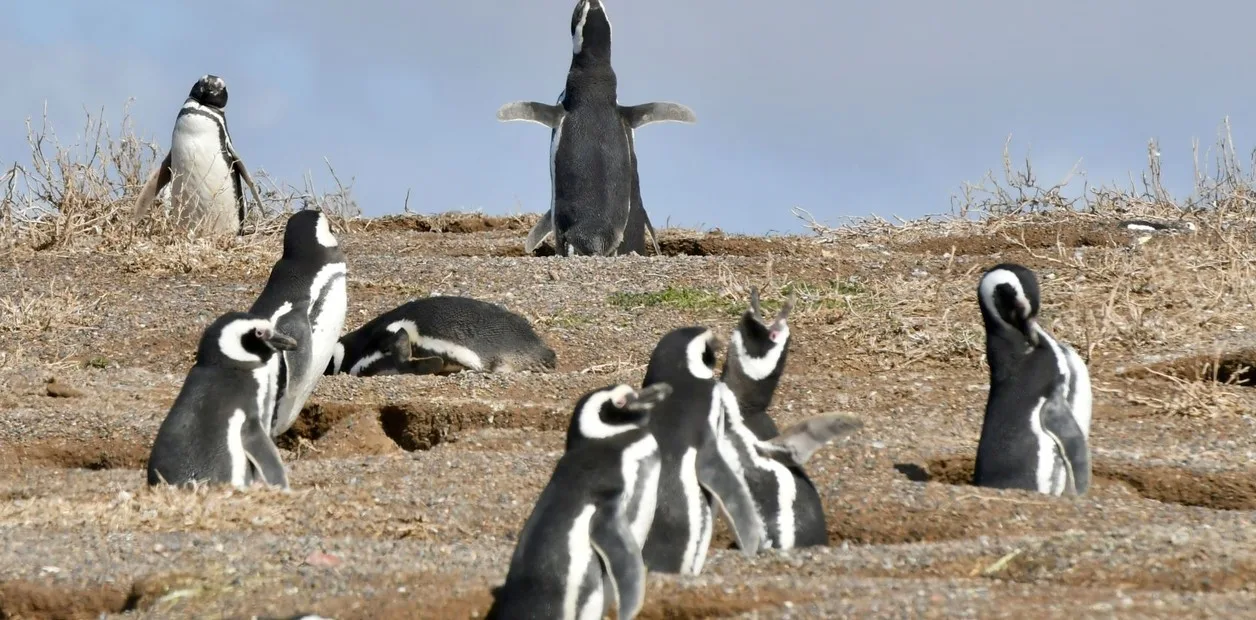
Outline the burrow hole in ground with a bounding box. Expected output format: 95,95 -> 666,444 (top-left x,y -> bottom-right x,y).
1134,350 -> 1256,386
280,400 -> 564,453
896,455 -> 1256,511
0,574 -> 197,619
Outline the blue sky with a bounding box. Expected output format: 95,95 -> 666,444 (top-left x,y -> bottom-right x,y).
2,1 -> 1254,234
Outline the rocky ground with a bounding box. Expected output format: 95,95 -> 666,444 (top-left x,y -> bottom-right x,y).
2,213 -> 1255,619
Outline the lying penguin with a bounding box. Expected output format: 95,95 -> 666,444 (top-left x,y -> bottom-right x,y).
326,296 -> 557,377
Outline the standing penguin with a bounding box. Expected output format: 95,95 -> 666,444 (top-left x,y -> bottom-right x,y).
637,326 -> 765,575
249,209 -> 348,438
147,311 -> 296,489
973,263 -> 1093,496
325,296 -> 556,377
718,288 -> 864,549
497,0 -> 697,256
133,74 -> 265,237
487,383 -> 672,620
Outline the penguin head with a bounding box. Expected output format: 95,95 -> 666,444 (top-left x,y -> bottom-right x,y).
200,311 -> 298,369
189,74 -> 229,109
282,208 -> 339,258
645,326 -> 721,384
724,287 -> 794,382
570,383 -> 672,441
977,263 -> 1042,345
570,0 -> 612,60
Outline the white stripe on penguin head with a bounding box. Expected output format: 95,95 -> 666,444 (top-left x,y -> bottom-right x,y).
978,268 -> 1032,330
572,0 -> 592,54
218,318 -> 275,364
578,384 -> 639,439
314,211 -> 338,247
730,322 -> 789,382
685,330 -> 716,380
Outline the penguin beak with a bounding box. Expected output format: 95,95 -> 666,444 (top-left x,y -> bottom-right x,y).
1024,318 -> 1041,347
266,331 -> 299,351
624,383 -> 673,411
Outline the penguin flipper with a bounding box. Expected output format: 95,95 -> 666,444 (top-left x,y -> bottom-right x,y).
241,416 -> 289,490
590,507 -> 647,620
755,413 -> 864,467
226,144 -> 266,221
133,151 -> 173,222
496,101 -> 564,128
619,102 -> 697,129
1041,391 -> 1091,495
642,211 -> 662,256
697,444 -> 765,556
525,210 -> 554,253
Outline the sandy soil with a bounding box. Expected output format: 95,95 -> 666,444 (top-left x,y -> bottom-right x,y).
2,215 -> 1256,619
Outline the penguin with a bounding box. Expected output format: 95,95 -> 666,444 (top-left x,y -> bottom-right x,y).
133,74 -> 265,237
249,209 -> 348,438
514,89 -> 693,257
487,383 -> 672,620
717,288 -> 864,549
637,326 -> 765,575
147,311 -> 296,489
973,263 -> 1093,496
497,0 -> 697,256
325,296 -> 556,377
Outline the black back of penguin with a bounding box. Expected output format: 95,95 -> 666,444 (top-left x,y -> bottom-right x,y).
615,115 -> 656,256
639,326 -> 765,573
552,0 -> 634,256
147,311 -> 294,489
329,296 -> 556,376
490,384 -> 661,620
973,263 -> 1092,495
248,210 -> 346,431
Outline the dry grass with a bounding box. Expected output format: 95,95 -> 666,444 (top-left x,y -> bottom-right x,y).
4,101 -> 1256,413
0,102 -> 362,259
788,119 -> 1256,415
0,282 -> 102,333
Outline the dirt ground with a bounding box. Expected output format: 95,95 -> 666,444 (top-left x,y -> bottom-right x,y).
3,213 -> 1256,619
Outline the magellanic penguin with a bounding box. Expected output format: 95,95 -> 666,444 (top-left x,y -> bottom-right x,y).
133,74 -> 265,237
497,0 -> 697,256
638,326 -> 766,575
147,311 -> 297,490
973,263 -> 1093,496
325,296 -> 556,377
487,383 -> 673,620
249,209 -> 348,438
717,288 -> 864,549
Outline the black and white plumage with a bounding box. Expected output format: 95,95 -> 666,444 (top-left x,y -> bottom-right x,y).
133,74 -> 265,237
638,326 -> 765,575
497,0 -> 696,257
973,263 -> 1093,496
487,383 -> 671,620
325,296 -> 556,377
147,311 -> 296,489
249,209 -> 348,438
718,289 -> 864,549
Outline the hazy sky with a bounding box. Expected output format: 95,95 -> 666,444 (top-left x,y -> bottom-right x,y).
2,1 -> 1254,234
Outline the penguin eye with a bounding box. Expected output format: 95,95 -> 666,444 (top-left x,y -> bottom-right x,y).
253,328 -> 265,339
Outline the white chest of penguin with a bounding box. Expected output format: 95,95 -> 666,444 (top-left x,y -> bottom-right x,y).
170,114 -> 234,208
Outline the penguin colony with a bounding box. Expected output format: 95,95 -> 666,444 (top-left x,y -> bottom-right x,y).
129,1 -> 1098,617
